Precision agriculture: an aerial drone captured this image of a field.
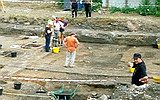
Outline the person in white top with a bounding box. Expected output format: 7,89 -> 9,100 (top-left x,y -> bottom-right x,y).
53,17 -> 64,46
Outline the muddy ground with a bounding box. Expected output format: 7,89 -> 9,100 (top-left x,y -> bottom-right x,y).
0,2 -> 160,100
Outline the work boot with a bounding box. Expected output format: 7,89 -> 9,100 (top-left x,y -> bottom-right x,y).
69,65 -> 75,68
63,65 -> 69,68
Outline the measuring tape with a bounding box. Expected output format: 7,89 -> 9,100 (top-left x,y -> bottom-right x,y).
0,76 -> 109,83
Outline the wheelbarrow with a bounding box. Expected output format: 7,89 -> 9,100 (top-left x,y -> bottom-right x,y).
50,84 -> 80,100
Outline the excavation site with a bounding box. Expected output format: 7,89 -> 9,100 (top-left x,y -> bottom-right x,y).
0,1 -> 160,100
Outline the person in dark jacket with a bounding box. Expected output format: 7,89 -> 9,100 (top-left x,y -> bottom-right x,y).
44,22 -> 53,52
71,0 -> 78,18
84,0 -> 92,17
131,53 -> 148,86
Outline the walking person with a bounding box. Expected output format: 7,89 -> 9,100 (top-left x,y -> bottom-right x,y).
63,33 -> 79,68
128,53 -> 148,86
71,0 -> 78,18
44,21 -> 53,52
84,0 -> 92,18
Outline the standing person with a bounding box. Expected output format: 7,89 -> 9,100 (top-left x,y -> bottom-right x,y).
78,0 -> 84,10
59,17 -> 68,45
44,22 -> 53,52
63,33 -> 79,68
53,17 -> 64,46
71,0 -> 78,18
84,0 -> 92,18
129,53 -> 148,86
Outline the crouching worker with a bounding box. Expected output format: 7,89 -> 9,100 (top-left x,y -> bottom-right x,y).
63,33 -> 79,68
44,21 -> 53,52
130,53 -> 148,86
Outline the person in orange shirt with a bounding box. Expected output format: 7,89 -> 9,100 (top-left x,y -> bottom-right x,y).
63,33 -> 79,68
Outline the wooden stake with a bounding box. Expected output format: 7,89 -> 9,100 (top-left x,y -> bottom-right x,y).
0,0 -> 5,13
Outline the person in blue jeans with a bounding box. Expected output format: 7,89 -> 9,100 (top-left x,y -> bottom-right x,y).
44,22 -> 53,52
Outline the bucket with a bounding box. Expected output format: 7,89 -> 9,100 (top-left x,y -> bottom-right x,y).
129,67 -> 135,73
152,43 -> 158,48
0,87 -> 3,95
158,44 -> 160,49
52,47 -> 60,54
14,82 -> 22,90
11,52 -> 17,57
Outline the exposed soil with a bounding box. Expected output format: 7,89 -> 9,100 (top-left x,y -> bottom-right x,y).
0,2 -> 160,100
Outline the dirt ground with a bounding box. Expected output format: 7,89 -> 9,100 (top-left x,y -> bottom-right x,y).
0,2 -> 160,100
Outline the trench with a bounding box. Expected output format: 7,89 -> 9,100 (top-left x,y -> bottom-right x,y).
0,69 -> 129,100
0,68 -> 159,100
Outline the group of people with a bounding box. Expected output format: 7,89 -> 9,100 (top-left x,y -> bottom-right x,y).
44,16 -> 68,52
71,0 -> 92,18
44,15 -> 79,68
44,15 -> 149,87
